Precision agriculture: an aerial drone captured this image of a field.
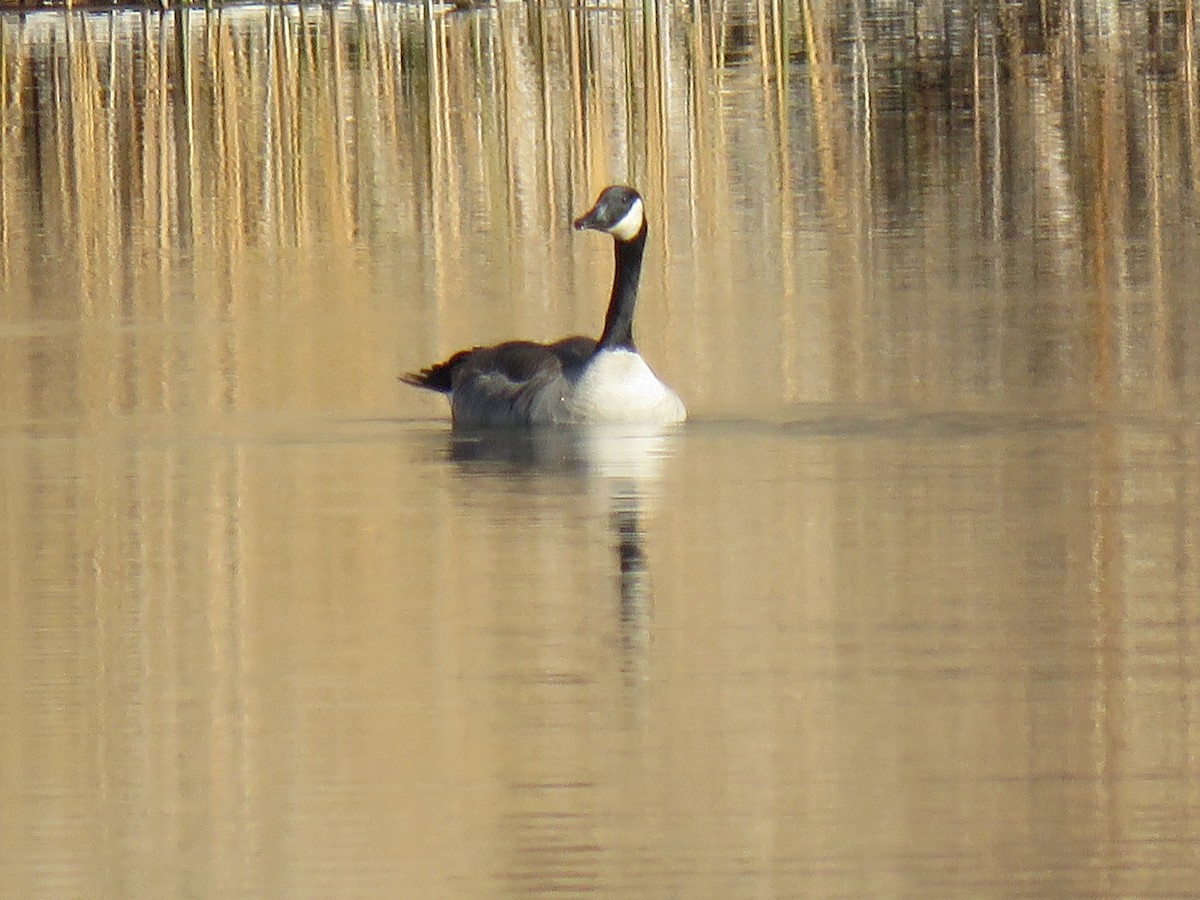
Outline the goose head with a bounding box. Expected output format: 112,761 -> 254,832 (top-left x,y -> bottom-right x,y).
573,185 -> 645,243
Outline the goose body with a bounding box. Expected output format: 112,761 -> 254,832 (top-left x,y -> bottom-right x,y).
403,186 -> 686,428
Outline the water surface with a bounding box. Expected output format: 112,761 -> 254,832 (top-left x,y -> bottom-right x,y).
3,2 -> 1200,896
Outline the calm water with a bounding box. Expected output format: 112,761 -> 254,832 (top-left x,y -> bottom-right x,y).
3,1 -> 1200,896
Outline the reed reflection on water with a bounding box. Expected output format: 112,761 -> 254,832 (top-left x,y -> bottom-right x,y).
3,1 -> 1200,896
5,1 -> 1200,418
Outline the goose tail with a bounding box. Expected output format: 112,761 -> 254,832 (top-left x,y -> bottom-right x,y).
399,369 -> 448,392
400,348 -> 477,393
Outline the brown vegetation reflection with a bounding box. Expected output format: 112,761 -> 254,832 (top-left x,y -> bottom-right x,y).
3,2 -> 1200,422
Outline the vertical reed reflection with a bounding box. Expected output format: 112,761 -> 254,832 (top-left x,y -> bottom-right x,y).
4,7 -> 1200,391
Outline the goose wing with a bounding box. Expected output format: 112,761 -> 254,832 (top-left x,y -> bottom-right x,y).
404,337 -> 598,426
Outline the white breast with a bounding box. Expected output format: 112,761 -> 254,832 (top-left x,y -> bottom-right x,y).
567,349 -> 686,425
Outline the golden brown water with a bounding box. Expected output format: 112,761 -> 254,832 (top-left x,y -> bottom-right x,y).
3,2 -> 1200,896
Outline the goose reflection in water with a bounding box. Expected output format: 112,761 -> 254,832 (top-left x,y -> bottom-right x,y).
445,424 -> 677,670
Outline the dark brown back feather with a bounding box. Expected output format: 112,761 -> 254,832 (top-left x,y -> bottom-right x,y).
401,337 -> 598,395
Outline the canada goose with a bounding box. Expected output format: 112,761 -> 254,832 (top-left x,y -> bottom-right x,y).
402,185 -> 686,428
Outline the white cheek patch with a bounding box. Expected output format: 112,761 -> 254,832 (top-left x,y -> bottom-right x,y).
607,198 -> 644,241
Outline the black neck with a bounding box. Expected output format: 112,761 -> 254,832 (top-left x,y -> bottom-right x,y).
595,223 -> 647,352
